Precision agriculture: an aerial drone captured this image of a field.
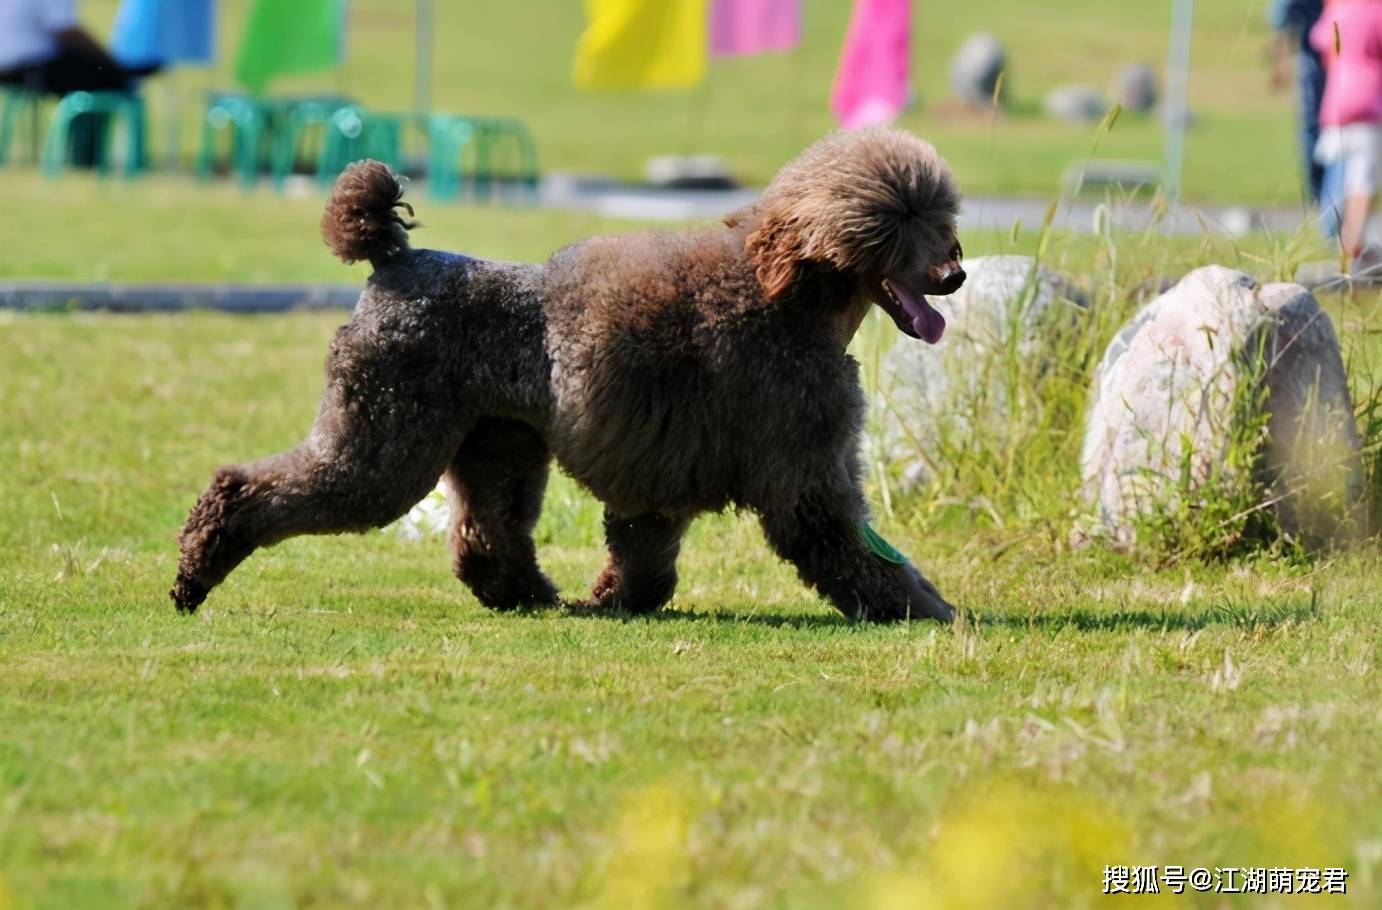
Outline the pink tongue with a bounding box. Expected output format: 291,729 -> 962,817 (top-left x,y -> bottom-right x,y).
886,279 -> 946,344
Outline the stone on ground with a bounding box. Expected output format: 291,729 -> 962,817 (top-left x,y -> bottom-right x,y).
1112,63 -> 1158,113
950,33 -> 1007,107
1044,84 -> 1108,123
878,255 -> 1086,487
1080,266 -> 1364,548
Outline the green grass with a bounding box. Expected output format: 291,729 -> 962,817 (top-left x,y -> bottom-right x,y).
50,0 -> 1307,204
3,172 -> 1382,907
3,311 -> 1381,909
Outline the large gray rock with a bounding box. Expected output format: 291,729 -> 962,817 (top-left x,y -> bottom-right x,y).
1112,63 -> 1159,113
950,33 -> 1007,107
878,256 -> 1086,486
1044,84 -> 1108,123
1081,266 -> 1364,548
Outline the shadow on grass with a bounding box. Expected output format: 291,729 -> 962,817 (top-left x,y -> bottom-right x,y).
555,602 -> 854,630
970,598 -> 1320,633
538,597 -> 1321,632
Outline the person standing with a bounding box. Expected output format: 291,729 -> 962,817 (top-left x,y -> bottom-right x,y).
1270,0 -> 1328,205
1312,0 -> 1382,263
0,0 -> 158,167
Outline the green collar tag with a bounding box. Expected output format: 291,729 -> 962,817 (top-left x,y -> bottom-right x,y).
860,521 -> 908,565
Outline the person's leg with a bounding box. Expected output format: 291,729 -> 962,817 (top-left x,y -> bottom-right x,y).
1341,194 -> 1372,260
1319,159 -> 1345,239
1340,126 -> 1381,264
1298,52 -> 1326,204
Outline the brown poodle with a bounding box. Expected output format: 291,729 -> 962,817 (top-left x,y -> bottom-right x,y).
171,127 -> 966,622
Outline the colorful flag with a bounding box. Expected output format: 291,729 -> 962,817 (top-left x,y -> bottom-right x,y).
831,0 -> 910,130
710,0 -> 800,56
112,0 -> 216,67
234,0 -> 345,94
574,0 -> 709,91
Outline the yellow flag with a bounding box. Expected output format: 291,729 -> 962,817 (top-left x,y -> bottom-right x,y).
574,0 -> 708,91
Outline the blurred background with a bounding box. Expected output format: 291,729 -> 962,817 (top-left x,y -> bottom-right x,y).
0,0 -> 1307,255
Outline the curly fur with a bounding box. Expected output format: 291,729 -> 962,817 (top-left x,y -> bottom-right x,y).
738,129 -> 961,299
172,128 -> 963,622
320,161 -> 414,265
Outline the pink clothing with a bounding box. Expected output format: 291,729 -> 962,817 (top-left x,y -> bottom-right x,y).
710,0 -> 800,56
831,0 -> 910,130
1311,1 -> 1382,126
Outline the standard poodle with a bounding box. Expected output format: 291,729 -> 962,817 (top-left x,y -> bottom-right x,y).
171,127 -> 966,622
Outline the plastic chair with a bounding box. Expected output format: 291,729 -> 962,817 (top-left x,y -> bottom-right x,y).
479,117 -> 539,202
425,113 -> 479,201
41,90 -> 147,178
0,87 -> 42,166
269,99 -> 340,190
196,93 -> 266,186
426,114 -> 539,203
316,106 -> 404,187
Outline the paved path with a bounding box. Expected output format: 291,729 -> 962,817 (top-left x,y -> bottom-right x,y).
0,282 -> 359,313
538,172 -> 1317,237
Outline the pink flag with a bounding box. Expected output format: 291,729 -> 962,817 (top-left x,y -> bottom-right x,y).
710,0 -> 801,56
831,0 -> 910,130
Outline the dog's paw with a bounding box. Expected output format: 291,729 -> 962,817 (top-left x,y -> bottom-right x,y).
859,565 -> 955,623
573,568 -> 675,616
170,574 -> 208,614
902,565 -> 956,623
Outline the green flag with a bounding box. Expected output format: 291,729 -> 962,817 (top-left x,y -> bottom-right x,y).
234,0 -> 344,94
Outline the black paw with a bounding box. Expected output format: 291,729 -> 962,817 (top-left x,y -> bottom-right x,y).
859,565 -> 955,623
170,574 -> 208,614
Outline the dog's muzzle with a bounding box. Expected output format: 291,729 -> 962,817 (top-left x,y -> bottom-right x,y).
929,262 -> 966,295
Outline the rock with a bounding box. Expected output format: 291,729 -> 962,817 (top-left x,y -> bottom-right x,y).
644,155 -> 738,190
878,256 -> 1087,486
1219,206 -> 1254,237
392,483 -> 450,539
1044,84 -> 1108,123
1080,266 -> 1364,548
1112,63 -> 1158,113
950,33 -> 1007,107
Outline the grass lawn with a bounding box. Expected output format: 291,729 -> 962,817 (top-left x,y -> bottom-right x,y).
2,172 -> 1381,907
56,0 -> 1307,205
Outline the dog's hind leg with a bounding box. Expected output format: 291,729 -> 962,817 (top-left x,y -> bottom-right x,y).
171,385 -> 465,613
755,485 -> 954,623
446,418 -> 558,611
584,511 -> 692,614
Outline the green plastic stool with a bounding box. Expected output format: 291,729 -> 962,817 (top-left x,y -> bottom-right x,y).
479,117 -> 539,202
0,87 -> 42,166
316,106 -> 404,188
269,99 -> 341,190
427,114 -> 538,203
196,93 -> 266,186
41,90 -> 147,177
425,113 -> 479,201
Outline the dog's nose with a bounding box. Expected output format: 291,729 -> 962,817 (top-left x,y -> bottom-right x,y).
941,268 -> 966,294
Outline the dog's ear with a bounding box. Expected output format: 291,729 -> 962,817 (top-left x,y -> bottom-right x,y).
745,214 -> 806,301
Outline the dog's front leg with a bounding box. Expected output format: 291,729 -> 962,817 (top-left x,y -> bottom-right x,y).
582,510 -> 692,614
756,489 -> 955,623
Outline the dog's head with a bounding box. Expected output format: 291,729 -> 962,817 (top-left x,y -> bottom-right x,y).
738,128 -> 963,344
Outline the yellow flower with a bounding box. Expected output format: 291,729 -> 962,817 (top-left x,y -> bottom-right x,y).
596,782 -> 694,910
